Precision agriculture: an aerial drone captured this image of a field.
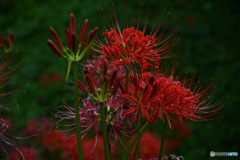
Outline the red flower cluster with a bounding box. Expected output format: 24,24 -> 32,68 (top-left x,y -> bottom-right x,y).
122,70 -> 226,127
129,132 -> 181,160
25,117 -> 52,135
8,147 -> 37,160
41,130 -> 105,160
47,3 -> 227,159
95,4 -> 177,70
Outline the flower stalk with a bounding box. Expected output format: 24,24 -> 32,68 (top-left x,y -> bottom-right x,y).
126,121 -> 149,159
159,121 -> 167,159
136,108 -> 141,159
99,102 -> 111,160
121,65 -> 130,160
73,61 -> 84,160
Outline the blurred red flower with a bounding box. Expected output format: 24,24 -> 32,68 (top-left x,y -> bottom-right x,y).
25,117 -> 52,135
41,131 -> 66,153
8,147 -> 37,160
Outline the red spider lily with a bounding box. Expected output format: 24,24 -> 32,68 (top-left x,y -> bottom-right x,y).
52,94 -> 135,150
8,147 -> 37,160
122,72 -> 159,123
64,135 -> 105,160
24,117 -> 52,135
129,132 -> 181,160
78,59 -> 121,101
39,73 -> 61,88
47,13 -> 98,61
104,94 -> 136,148
151,70 -> 227,127
51,98 -> 100,141
41,131 -> 66,154
0,32 -> 19,109
94,3 -> 178,69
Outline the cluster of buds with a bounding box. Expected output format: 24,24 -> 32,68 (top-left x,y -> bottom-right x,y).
0,31 -> 14,53
47,13 -> 98,62
78,59 -> 121,102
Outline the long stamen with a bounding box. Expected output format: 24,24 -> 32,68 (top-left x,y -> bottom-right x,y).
143,5 -> 150,34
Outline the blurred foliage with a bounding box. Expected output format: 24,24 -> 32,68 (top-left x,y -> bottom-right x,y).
0,0 -> 239,159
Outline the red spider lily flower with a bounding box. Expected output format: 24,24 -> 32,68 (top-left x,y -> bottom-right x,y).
78,60 -> 121,101
52,94 -> 135,150
104,94 -> 136,148
0,32 -> 19,109
122,72 -> 159,123
63,135 -> 105,160
47,13 -> 98,61
24,117 -> 52,135
151,70 -> 227,127
0,31 -> 14,53
8,147 -> 37,160
129,132 -> 181,160
94,3 -> 178,69
51,98 -> 100,141
41,130 -> 66,153
39,73 -> 61,88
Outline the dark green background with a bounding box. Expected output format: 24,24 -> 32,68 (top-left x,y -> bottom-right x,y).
0,0 -> 239,159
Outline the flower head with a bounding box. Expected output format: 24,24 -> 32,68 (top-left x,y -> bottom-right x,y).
122,72 -> 158,123
24,117 -> 52,135
8,147 -> 37,160
47,13 -> 98,61
151,69 -> 227,127
78,59 -> 121,102
95,3 -> 178,70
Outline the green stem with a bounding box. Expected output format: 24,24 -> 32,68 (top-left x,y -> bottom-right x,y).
73,62 -> 84,160
159,121 -> 167,159
126,122 -> 149,160
100,102 -> 111,160
136,109 -> 141,159
121,66 -> 130,160
66,60 -> 72,83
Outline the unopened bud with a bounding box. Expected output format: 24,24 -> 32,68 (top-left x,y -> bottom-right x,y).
72,33 -> 77,53
50,27 -> 64,50
78,80 -> 89,95
110,77 -> 121,95
103,59 -> 108,77
108,69 -> 118,89
47,40 -> 64,57
149,84 -> 158,99
69,13 -> 76,34
86,27 -> 98,46
84,67 -> 97,94
65,28 -> 72,49
79,19 -> 89,45
148,76 -> 155,85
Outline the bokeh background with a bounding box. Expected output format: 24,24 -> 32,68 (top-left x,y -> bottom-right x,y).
0,0 -> 239,159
